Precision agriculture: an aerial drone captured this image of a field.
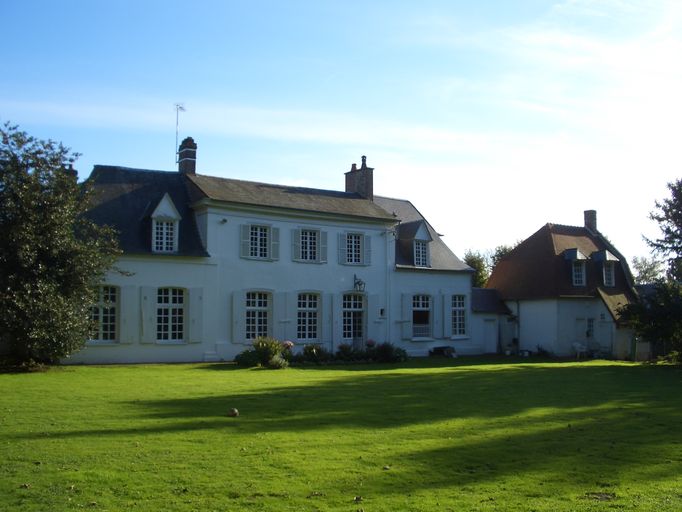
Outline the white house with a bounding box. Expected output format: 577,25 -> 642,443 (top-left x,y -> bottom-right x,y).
71,137 -> 504,364
486,211 -> 637,358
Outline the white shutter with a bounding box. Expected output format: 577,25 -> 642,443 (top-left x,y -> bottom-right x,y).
232,290 -> 247,344
270,227 -> 280,260
363,235 -> 372,265
118,285 -> 138,344
319,231 -> 328,263
240,225 -> 250,258
401,293 -> 412,340
322,293 -> 333,347
331,293 -> 342,350
292,229 -> 302,261
338,233 -> 348,264
368,294 -> 380,340
432,294 -> 443,339
140,287 -> 157,344
273,292 -> 287,340
442,294 -> 453,338
188,288 -> 203,344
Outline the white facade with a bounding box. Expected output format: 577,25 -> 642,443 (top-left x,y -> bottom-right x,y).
69,196 -> 496,364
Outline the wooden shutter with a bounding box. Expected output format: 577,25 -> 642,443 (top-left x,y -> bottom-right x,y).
401,293 -> 412,340
363,235 -> 372,265
270,227 -> 280,260
240,225 -> 250,258
118,285 -> 138,344
188,287 -> 203,344
140,287 -> 157,344
432,294 -> 443,339
232,290 -> 247,344
319,231 -> 328,263
442,294 -> 453,338
292,229 -> 302,261
338,233 -> 348,264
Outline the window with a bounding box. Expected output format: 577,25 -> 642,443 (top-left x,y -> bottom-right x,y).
241,225 -> 279,260
412,295 -> 431,338
297,293 -> 319,340
572,261 -> 586,286
414,240 -> 429,267
603,261 -> 615,287
342,293 -> 364,340
339,233 -> 370,265
452,295 -> 466,336
587,318 -> 595,338
246,292 -> 270,340
90,285 -> 118,342
293,229 -> 327,263
157,288 -> 185,342
153,219 -> 178,253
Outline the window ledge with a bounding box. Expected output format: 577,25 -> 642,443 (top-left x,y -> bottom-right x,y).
411,337 -> 434,342
156,340 -> 187,345
86,341 -> 120,346
450,335 -> 470,341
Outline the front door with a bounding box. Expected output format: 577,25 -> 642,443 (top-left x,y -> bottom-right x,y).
343,293 -> 365,350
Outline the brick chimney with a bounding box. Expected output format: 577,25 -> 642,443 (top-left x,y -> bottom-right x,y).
178,137 -> 197,175
345,155 -> 373,200
584,210 -> 597,233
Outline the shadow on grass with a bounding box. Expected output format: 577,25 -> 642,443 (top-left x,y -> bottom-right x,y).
12,363 -> 682,492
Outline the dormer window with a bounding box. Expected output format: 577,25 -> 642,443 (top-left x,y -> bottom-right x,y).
151,193 -> 181,254
414,240 -> 429,267
572,260 -> 586,286
603,261 -> 615,287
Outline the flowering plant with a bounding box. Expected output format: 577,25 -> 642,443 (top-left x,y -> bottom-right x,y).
282,340 -> 295,350
366,339 -> 376,348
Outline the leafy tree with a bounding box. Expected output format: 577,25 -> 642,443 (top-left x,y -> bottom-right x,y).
464,249 -> 489,288
630,256 -> 665,285
0,123 -> 119,365
646,178 -> 682,279
489,244 -> 516,270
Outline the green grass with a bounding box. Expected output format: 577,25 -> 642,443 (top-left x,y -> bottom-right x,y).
1,358 -> 681,511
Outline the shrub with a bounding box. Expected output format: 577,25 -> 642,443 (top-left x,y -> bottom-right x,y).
252,336 -> 284,366
335,343 -> 358,361
301,343 -> 331,363
373,342 -> 408,363
234,349 -> 260,367
267,354 -> 289,369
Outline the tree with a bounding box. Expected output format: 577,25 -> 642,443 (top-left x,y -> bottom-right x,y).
630,256 -> 665,285
0,123 -> 119,364
646,178 -> 682,280
464,249 -> 489,288
489,244 -> 516,270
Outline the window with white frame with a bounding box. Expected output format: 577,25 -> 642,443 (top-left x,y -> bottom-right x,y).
603,261 -> 615,287
241,225 -> 279,260
153,219 -> 178,253
412,294 -> 431,338
297,293 -> 319,341
246,291 -> 270,340
339,233 -> 370,265
342,293 -> 364,340
157,288 -> 185,342
90,285 -> 118,342
452,295 -> 466,336
572,261 -> 586,286
346,233 -> 362,264
414,240 -> 429,267
293,229 -> 327,263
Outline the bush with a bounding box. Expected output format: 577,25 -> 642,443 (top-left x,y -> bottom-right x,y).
252,336 -> 284,366
335,343 -> 359,361
267,354 -> 289,369
373,342 -> 408,363
300,343 -> 331,363
234,349 -> 260,367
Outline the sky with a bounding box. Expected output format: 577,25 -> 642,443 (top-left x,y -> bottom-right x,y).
2,0 -> 682,262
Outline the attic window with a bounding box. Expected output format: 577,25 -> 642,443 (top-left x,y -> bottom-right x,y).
603,261 -> 615,287
414,240 -> 429,267
572,260 -> 586,286
151,193 -> 181,254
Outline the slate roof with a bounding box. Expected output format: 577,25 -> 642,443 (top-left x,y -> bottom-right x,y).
374,196 -> 471,272
85,166 -> 208,257
486,222 -> 637,320
187,174 -> 396,221
471,288 -> 511,314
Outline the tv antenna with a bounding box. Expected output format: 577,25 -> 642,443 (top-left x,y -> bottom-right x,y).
174,103 -> 186,163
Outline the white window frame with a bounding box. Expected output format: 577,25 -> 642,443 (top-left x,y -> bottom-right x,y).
572,260 -> 586,286
153,218 -> 179,253
603,261 -> 615,287
342,293 -> 365,340
246,291 -> 271,340
293,229 -> 327,263
412,294 -> 432,338
297,293 -> 320,341
452,294 -> 467,337
339,233 -> 371,266
346,233 -> 362,264
90,285 -> 119,343
414,240 -> 429,267
241,224 -> 279,261
156,287 -> 186,343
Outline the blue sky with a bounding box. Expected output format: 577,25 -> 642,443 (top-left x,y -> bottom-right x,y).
3,0 -> 682,262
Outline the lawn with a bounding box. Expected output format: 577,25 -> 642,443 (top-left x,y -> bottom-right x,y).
1,358 -> 681,511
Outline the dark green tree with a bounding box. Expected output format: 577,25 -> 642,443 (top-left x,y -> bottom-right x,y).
630,256 -> 665,285
646,178 -> 682,280
489,244 -> 516,270
464,249 -> 489,288
0,123 -> 119,364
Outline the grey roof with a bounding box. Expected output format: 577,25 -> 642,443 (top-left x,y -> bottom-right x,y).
188,173 -> 396,221
85,166 -> 208,257
374,196 -> 471,272
471,288 -> 511,314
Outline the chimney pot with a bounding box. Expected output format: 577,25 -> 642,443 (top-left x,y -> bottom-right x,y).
178,136 -> 197,175
351,163 -> 357,171
345,155 -> 374,200
361,155 -> 367,169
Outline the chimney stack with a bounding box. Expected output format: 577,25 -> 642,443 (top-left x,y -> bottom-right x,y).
584,210 -> 597,233
345,155 -> 373,200
178,137 -> 197,175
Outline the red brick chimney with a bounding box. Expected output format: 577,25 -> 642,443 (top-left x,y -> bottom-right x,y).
178,137 -> 197,175
345,155 -> 373,200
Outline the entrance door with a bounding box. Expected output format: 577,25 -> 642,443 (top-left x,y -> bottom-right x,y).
343,293 -> 365,350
